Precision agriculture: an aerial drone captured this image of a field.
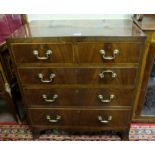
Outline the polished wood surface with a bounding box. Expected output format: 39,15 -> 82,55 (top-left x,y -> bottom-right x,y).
18,67 -> 137,85
28,108 -> 130,127
11,43 -> 73,63
8,20 -> 145,40
11,42 -> 143,64
8,20 -> 146,140
23,88 -> 133,107
77,42 -> 142,63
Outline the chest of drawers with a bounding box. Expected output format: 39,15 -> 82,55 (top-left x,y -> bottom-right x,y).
7,20 -> 146,140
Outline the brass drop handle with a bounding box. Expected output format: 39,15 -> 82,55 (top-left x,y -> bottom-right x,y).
99,70 -> 117,79
98,115 -> 112,124
42,94 -> 58,103
98,94 -> 115,103
33,50 -> 52,60
99,49 -> 119,60
46,115 -> 61,123
38,73 -> 56,83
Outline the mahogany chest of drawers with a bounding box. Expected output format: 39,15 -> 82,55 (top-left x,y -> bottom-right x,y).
7,20 -> 146,140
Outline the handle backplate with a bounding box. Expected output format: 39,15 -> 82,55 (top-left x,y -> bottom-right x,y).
98,115 -> 112,124
98,94 -> 115,103
46,115 -> 61,123
33,50 -> 52,60
99,49 -> 119,60
42,94 -> 58,103
99,70 -> 117,79
38,73 -> 56,83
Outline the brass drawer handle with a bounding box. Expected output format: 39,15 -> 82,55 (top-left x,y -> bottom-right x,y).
99,70 -> 117,79
38,73 -> 56,83
42,94 -> 58,103
98,94 -> 115,103
99,49 -> 119,60
33,50 -> 52,60
98,115 -> 112,124
46,115 -> 61,123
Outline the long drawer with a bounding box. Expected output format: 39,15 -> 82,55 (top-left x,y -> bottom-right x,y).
11,43 -> 73,63
28,108 -> 130,127
23,88 -> 133,107
77,42 -> 142,63
18,68 -> 138,85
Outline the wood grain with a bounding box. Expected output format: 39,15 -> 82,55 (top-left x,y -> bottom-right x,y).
18,67 -> 138,86
7,19 -> 146,139
77,42 -> 142,63
23,88 -> 133,107
28,108 -> 130,127
11,43 -> 74,63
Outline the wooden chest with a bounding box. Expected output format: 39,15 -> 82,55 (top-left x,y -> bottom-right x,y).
7,20 -> 146,140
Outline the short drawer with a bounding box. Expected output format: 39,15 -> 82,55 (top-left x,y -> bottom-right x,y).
23,88 -> 133,107
77,42 -> 142,63
18,68 -> 137,85
28,108 -> 130,127
11,43 -> 73,63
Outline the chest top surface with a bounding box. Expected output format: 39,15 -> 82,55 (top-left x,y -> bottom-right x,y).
8,20 -> 146,42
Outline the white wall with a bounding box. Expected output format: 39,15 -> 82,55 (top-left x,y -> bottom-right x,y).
27,14 -> 132,22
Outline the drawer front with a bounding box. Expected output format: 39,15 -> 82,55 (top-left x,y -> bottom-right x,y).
11,43 -> 73,63
76,68 -> 137,85
18,68 -> 137,85
28,108 -> 130,127
77,42 -> 142,63
23,88 -> 133,107
18,68 -> 76,85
